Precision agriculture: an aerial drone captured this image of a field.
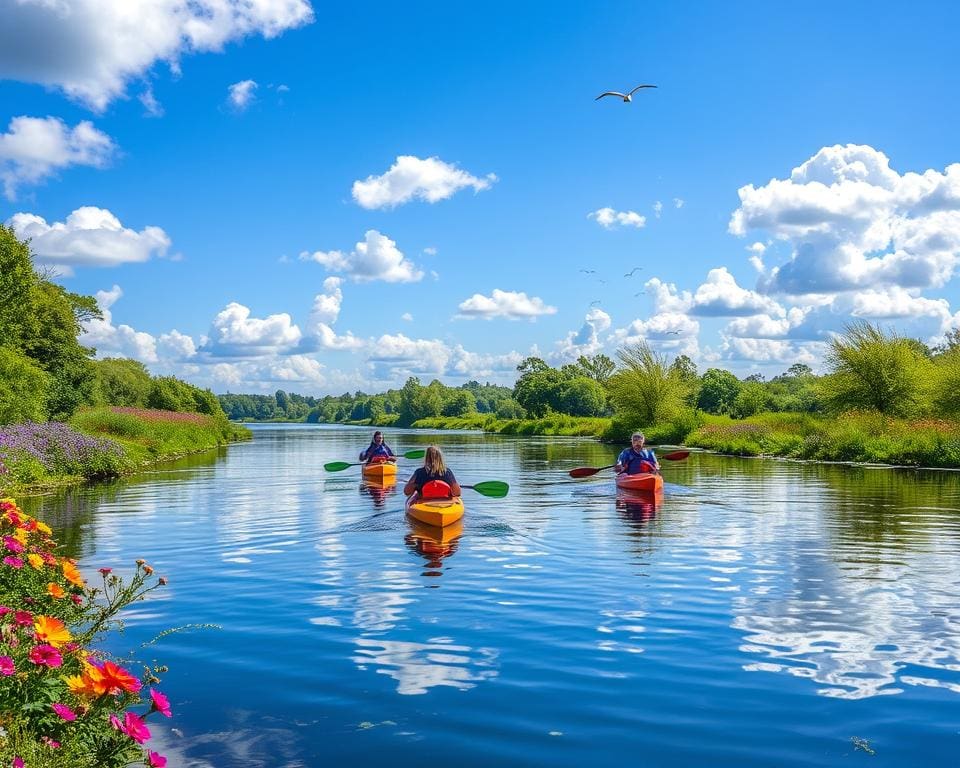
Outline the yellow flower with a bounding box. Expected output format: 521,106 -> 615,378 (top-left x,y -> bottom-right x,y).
34,615 -> 72,648
47,582 -> 66,599
27,553 -> 44,570
13,528 -> 28,545
62,560 -> 85,587
36,521 -> 52,536
64,674 -> 88,696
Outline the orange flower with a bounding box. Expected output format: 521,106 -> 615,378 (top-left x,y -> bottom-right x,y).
97,660 -> 142,695
47,583 -> 66,599
65,664 -> 102,697
34,615 -> 73,648
27,553 -> 44,570
62,560 -> 84,587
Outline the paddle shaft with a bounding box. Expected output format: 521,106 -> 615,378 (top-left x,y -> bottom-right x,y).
568,450 -> 690,478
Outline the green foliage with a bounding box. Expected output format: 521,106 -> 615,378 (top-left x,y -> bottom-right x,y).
494,398 -> 526,419
820,321 -> 932,416
607,342 -> 693,428
512,357 -> 568,417
730,381 -> 769,419
92,358 -> 153,408
697,368 -> 742,414
0,346 -> 50,424
556,376 -> 607,416
931,350 -> 960,416
572,354 -> 616,384
442,389 -> 477,417
146,376 -> 223,417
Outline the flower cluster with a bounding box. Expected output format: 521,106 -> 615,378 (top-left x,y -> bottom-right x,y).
0,423 -> 125,489
0,498 -> 171,767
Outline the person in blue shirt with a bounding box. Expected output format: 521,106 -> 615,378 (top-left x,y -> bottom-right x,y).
359,431 -> 396,463
616,431 -> 660,475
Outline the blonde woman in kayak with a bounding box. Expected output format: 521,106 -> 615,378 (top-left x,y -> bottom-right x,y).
615,432 -> 660,475
404,445 -> 462,499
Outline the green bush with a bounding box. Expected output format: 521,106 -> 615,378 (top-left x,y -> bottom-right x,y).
0,346 -> 50,424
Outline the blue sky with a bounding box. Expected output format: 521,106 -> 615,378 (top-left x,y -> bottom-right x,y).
2,0 -> 959,393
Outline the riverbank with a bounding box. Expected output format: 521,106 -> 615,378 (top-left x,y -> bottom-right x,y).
0,407 -> 251,494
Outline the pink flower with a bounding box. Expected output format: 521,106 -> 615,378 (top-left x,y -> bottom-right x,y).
147,751 -> 168,767
70,594 -> 83,606
0,605 -> 10,616
13,757 -> 24,768
3,556 -> 24,569
41,736 -> 60,748
52,703 -> 77,721
149,688 -> 172,717
29,644 -> 63,668
14,610 -> 33,626
0,656 -> 14,675
3,536 -> 24,553
120,711 -> 151,744
109,713 -> 122,731
99,567 -> 112,576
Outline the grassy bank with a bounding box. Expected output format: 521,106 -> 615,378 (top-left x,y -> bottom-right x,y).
410,414 -> 611,436
0,407 -> 251,493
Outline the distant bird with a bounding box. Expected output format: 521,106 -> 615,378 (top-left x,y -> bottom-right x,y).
664,329 -> 681,336
579,268 -> 596,274
589,300 -> 602,307
597,278 -> 607,284
595,84 -> 657,102
624,267 -> 643,277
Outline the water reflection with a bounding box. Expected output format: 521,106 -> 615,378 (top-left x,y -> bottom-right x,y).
404,519 -> 463,576
359,480 -> 398,509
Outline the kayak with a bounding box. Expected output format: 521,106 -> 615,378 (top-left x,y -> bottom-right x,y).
362,462 -> 397,483
405,494 -> 465,527
615,472 -> 663,494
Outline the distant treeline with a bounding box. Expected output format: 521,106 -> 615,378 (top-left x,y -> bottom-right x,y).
0,225 -> 224,424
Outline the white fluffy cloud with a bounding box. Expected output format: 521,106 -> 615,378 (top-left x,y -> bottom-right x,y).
203,302 -> 302,357
352,155 -> 496,209
720,336 -> 825,365
456,289 -> 557,320
81,285 -> 159,363
731,144 -> 960,294
300,230 -> 423,283
306,277 -> 364,350
227,79 -> 258,110
157,330 -> 197,360
588,207 -> 646,229
0,116 -> 115,199
7,207 -> 171,274
267,355 -> 326,384
552,308 -> 611,362
366,333 -> 521,381
643,270 -> 782,318
0,1 -> 314,111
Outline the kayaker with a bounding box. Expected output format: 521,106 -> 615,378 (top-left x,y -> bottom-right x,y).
359,431 -> 396,463
615,432 -> 660,475
404,445 -> 462,498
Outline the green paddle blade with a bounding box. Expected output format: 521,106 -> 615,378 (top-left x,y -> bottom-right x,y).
468,481 -> 510,498
323,461 -> 354,472
402,449 -> 426,459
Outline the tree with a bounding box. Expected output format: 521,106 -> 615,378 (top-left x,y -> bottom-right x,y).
557,377 -> 607,416
607,342 -> 693,426
93,358 -> 153,407
820,322 -> 931,416
0,346 -> 50,424
697,369 -> 742,414
575,354 -> 615,384
495,398 -> 526,419
669,354 -> 698,382
785,363 -> 813,378
442,389 -> 477,417
730,381 -> 769,419
513,364 -> 566,417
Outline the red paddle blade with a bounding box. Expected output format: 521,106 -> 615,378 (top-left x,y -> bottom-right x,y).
569,466 -> 604,478
661,450 -> 690,461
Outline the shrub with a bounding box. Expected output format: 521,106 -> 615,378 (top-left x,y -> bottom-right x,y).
0,347 -> 50,425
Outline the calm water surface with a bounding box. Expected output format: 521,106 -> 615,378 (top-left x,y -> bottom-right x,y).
20,425 -> 960,767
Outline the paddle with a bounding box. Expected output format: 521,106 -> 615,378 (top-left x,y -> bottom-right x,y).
324,449 -> 426,473
568,450 -> 690,479
461,481 -> 510,498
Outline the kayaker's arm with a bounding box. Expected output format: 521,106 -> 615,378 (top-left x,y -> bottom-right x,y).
449,479 -> 462,496
403,476 -> 418,496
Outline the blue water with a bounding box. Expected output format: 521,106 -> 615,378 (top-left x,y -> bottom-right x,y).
21,425 -> 960,767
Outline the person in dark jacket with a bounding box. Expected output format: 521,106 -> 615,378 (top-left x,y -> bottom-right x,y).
404,445 -> 461,498
359,431 -> 396,463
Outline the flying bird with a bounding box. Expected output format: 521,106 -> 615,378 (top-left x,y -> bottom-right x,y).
595,84 -> 657,102
664,329 -> 681,336
579,268 -> 597,274
589,300 -> 602,307
624,267 -> 643,277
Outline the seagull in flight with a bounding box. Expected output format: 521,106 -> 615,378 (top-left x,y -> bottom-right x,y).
664,329 -> 681,336
596,84 -> 657,102
579,268 -> 596,274
589,300 -> 602,307
624,267 -> 643,277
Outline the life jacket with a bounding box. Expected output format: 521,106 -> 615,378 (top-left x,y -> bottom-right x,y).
624,449 -> 656,475
421,479 -> 452,499
369,455 -> 390,464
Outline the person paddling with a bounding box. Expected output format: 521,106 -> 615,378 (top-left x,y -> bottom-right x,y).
404,445 -> 462,499
615,431 -> 660,475
359,431 -> 396,463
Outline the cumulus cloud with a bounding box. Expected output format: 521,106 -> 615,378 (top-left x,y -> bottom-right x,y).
80,285 -> 157,362
552,308 -> 611,362
366,333 -> 521,381
305,277 -> 364,350
456,289 -> 557,320
267,354 -> 326,384
643,270 -> 782,318
588,207 -> 646,229
157,330 -> 197,360
0,116 -> 115,199
300,230 -> 423,283
673,198 -> 685,208
730,144 -> 960,294
720,336 -> 825,365
401,312 -> 413,322
0,0 -> 314,111
227,79 -> 257,110
352,155 -> 496,209
202,302 -> 302,357
7,206 -> 170,274
851,286 -> 954,328
653,200 -> 663,218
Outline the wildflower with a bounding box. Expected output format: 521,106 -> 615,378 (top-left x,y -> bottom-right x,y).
13,757 -> 24,768
143,565 -> 154,575
119,711 -> 151,744
27,553 -> 44,570
41,551 -> 57,566
99,567 -> 112,576
159,576 -> 168,585
2,556 -> 23,569
0,606 -> 9,616
62,559 -> 84,587
34,615 -> 72,648
51,703 -> 77,721
136,559 -> 145,566
147,751 -> 168,767
47,582 -> 66,599
29,644 -> 63,668
70,594 -> 83,606
0,656 -> 14,675
41,737 -> 61,748
91,660 -> 141,695
14,610 -> 33,627
109,713 -> 122,731
149,688 -> 172,717
36,520 -> 52,535
2,536 -> 24,553
13,528 -> 29,545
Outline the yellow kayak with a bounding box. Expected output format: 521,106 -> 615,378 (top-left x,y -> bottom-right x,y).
362,462 -> 397,483
405,494 -> 465,527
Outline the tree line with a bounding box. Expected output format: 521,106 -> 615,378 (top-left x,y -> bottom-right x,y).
0,225 -> 224,424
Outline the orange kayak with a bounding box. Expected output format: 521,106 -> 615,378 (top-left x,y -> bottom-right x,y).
615,472 -> 663,493
362,462 -> 397,483
405,495 -> 465,527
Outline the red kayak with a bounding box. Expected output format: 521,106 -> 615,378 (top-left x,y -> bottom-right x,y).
615,472 -> 663,493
